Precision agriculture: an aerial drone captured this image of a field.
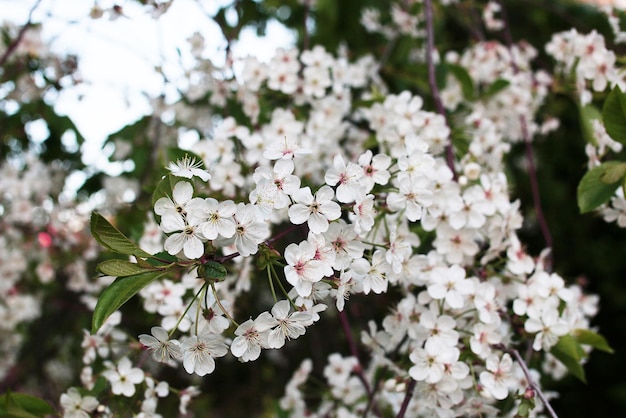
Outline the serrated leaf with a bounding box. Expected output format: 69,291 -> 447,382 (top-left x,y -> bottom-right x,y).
579,104 -> 602,146
550,334 -> 587,383
92,270 -> 169,334
90,212 -> 152,258
97,259 -> 159,277
573,329 -> 614,353
446,63 -> 475,101
603,85 -> 626,144
577,162 -> 623,213
0,392 -> 55,417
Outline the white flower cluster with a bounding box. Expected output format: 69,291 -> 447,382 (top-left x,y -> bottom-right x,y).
56,3 -> 611,417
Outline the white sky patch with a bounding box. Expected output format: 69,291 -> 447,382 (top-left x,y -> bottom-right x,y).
2,0 -> 295,170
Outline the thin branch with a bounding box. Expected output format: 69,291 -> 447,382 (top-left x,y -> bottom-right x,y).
0,0 -> 43,68
338,309 -> 382,418
504,346 -> 559,418
424,0 -> 457,180
303,0 -> 311,51
396,378 -> 417,418
496,0 -> 553,267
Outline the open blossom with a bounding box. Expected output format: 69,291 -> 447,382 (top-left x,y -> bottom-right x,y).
386,174 -> 434,221
284,240 -> 327,297
351,250 -> 390,294
167,155 -> 211,182
139,326 -> 181,364
181,331 -> 228,376
186,197 -> 237,240
479,353 -> 516,400
288,185 -> 341,234
265,300 -> 313,349
230,313 -> 274,362
60,387 -> 99,418
324,154 -> 364,203
427,264 -> 475,309
230,203 -> 270,256
102,357 -> 145,397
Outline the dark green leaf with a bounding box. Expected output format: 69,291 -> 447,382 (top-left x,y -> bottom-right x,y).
0,392 -> 55,417
90,212 -> 152,259
579,104 -> 602,146
573,329 -> 614,353
446,63 -> 475,101
92,270 -> 169,333
577,162 -> 623,213
97,259 -> 160,277
603,85 -> 626,144
550,334 -> 587,383
482,79 -> 510,98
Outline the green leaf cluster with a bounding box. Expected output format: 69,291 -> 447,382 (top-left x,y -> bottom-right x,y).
550,329 -> 613,383
578,86 -> 626,213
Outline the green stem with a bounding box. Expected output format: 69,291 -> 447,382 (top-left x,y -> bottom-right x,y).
169,284 -> 206,338
211,282 -> 240,327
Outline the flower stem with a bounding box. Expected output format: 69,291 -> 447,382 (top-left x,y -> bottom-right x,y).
211,282 -> 239,328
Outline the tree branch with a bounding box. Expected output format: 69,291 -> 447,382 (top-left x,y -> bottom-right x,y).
424,0 -> 457,180
0,0 -> 43,68
496,0 -> 553,268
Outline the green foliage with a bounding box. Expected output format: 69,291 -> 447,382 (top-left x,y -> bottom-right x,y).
578,103 -> 602,146
551,334 -> 588,383
577,162 -> 624,213
90,212 -> 153,259
603,86 -> 626,145
97,258 -> 162,277
91,270 -> 170,334
0,391 -> 56,418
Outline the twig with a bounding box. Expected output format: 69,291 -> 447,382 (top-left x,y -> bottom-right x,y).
496,0 -> 553,267
504,346 -> 559,418
424,0 -> 457,180
396,378 -> 417,418
0,0 -> 43,67
338,309 -> 382,418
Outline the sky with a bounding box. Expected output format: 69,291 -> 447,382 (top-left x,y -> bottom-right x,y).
2,0 -> 294,168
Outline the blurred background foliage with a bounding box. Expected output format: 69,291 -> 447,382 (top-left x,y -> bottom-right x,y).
2,0 -> 626,416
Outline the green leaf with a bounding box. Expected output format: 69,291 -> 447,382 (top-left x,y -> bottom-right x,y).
579,104 -> 602,146
92,270 -> 169,333
573,329 -> 614,353
550,334 -> 587,383
603,85 -> 626,144
90,212 -> 152,258
0,392 -> 55,418
446,63 -> 475,101
600,161 -> 626,184
97,259 -> 159,277
577,162 -> 624,213
482,78 -> 510,98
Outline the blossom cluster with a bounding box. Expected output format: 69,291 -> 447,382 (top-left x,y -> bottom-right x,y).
0,1 -> 617,417
70,22 -> 606,415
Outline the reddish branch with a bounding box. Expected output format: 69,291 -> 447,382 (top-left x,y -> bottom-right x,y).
424,0 -> 457,180
496,0 -> 554,262
0,0 -> 43,68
